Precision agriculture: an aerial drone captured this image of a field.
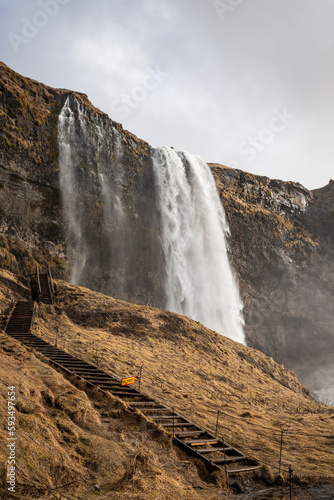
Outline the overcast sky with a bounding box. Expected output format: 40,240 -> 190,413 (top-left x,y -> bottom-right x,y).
1,0 -> 333,189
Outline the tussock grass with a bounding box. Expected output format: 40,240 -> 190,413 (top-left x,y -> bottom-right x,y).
0,269 -> 333,498
48,280 -> 334,484
0,333 -> 223,499
0,271 -> 231,498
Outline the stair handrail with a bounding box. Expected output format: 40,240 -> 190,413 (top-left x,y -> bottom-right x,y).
3,300 -> 17,333
47,264 -> 56,298
36,264 -> 42,299
31,301 -> 39,328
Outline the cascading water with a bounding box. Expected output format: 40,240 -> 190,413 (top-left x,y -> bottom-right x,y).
57,95 -> 162,303
152,146 -> 245,343
58,97 -> 87,285
58,97 -> 245,343
58,96 -> 131,294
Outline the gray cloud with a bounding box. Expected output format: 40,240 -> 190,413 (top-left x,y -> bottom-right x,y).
1,0 -> 333,189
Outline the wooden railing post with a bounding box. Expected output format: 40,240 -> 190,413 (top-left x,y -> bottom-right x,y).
48,264 -> 56,298
279,429 -> 284,473
36,264 -> 42,298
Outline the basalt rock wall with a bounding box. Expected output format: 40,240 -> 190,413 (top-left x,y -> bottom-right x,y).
210,164 -> 334,396
0,62 -> 163,306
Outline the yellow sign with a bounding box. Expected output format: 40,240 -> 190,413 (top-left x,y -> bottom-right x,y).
121,376 -> 135,386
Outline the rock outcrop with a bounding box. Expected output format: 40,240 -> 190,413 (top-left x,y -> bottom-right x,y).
210,164 -> 334,397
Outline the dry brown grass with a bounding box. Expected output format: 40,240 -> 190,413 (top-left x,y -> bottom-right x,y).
38,280 -> 334,481
0,270 -> 334,498
0,334 -> 226,499
0,272 -> 231,499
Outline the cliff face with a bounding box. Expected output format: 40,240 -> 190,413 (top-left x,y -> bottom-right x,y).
0,62 -> 163,306
210,165 -> 334,396
1,62 -> 333,396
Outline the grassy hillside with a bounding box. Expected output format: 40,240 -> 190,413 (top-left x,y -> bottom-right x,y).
0,270 -> 333,499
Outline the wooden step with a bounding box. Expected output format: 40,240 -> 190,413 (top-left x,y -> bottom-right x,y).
85,379 -> 120,384
175,430 -> 205,438
60,366 -> 100,372
4,322 -> 260,477
102,385 -> 136,391
227,465 -> 261,473
210,455 -> 246,464
119,396 -> 148,401
94,380 -> 123,384
23,341 -> 46,345
100,386 -> 134,392
47,356 -> 85,361
138,408 -> 172,413
85,378 -> 120,383
131,406 -> 168,412
182,438 -> 218,446
127,401 -> 157,406
108,391 -> 140,396
71,369 -> 108,374
40,351 -> 69,355
49,354 -> 91,366
160,422 -> 195,428
149,415 -> 182,420
55,360 -> 94,364
196,447 -> 233,453
6,327 -> 32,333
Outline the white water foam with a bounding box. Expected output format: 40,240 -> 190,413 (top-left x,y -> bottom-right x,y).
152,146 -> 245,343
58,96 -> 126,289
59,99 -> 245,343
312,387 -> 334,406
58,96 -> 87,285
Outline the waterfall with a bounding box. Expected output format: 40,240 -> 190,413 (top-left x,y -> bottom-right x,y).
57,96 -> 129,293
57,95 -> 162,303
58,97 -> 86,285
58,97 -> 245,343
152,146 -> 245,343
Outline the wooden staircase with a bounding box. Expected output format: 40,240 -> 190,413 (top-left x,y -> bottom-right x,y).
3,264 -> 260,478
38,273 -> 54,304
4,301 -> 36,334
31,265 -> 55,304
4,324 -> 260,477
